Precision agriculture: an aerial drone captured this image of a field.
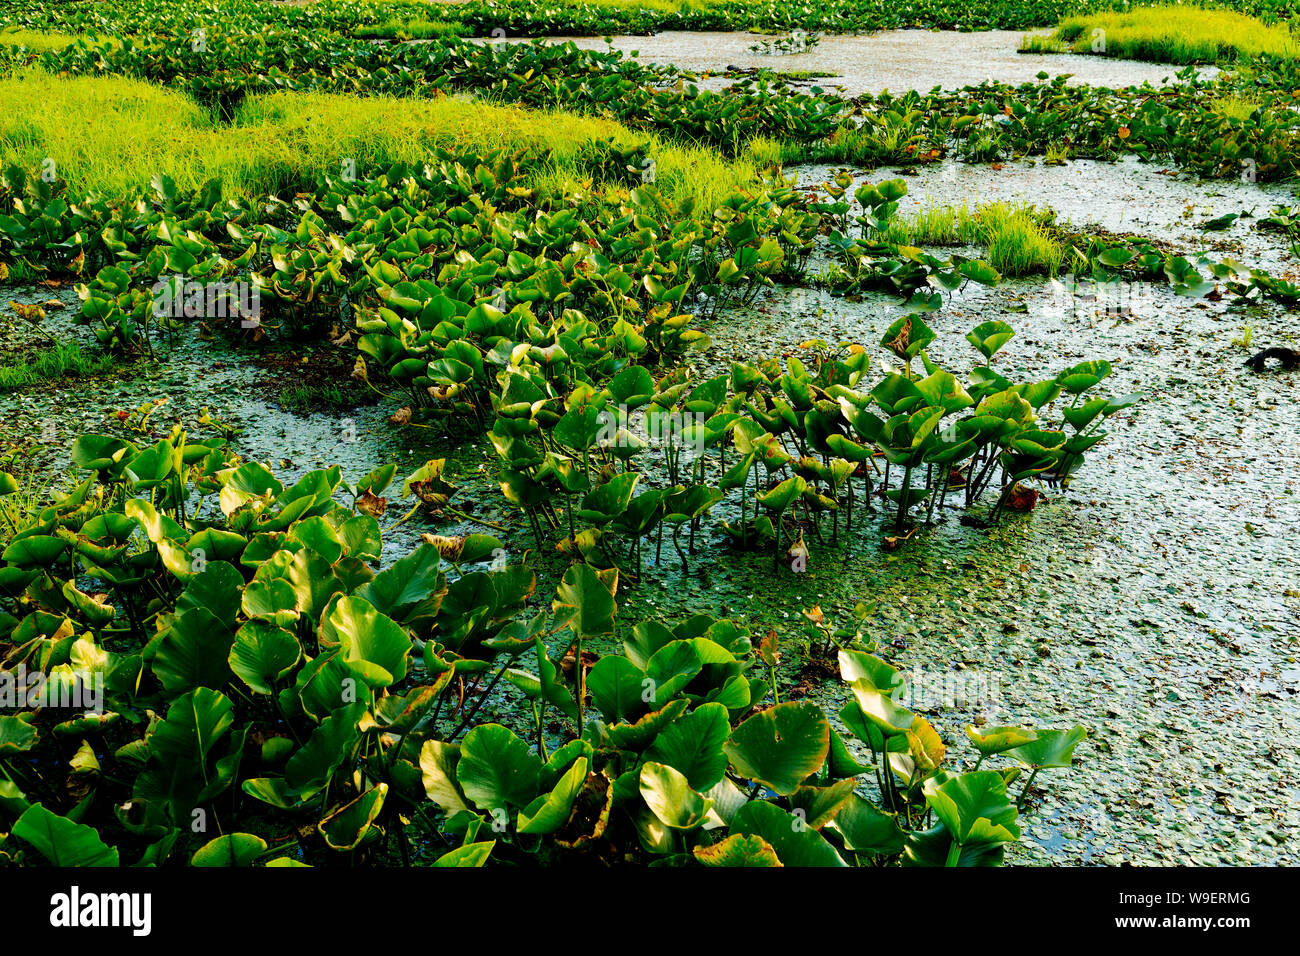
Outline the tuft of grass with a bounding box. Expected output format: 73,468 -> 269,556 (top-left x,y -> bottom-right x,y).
276,383 -> 362,415
1211,94 -> 1261,121
983,205 -> 1063,277
1232,322 -> 1254,350
873,199 -> 964,246
0,342 -> 119,392
0,71 -> 775,208
353,19 -> 471,40
1020,6 -> 1300,64
1044,142 -> 1069,165
1020,33 -> 1068,54
0,464 -> 53,547
876,200 -> 1063,276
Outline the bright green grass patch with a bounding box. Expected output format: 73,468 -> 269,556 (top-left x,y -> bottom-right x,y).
1211,93 -> 1261,120
231,89 -> 644,190
276,382 -> 366,415
873,197 -> 972,246
0,28 -> 82,53
0,71 -> 772,207
1020,6 -> 1300,64
876,199 -> 1063,276
981,202 -> 1063,277
534,135 -> 784,212
0,70 -> 216,195
0,342 -> 119,392
353,19 -> 471,39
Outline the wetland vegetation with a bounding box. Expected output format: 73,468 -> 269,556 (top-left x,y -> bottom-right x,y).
0,0 -> 1296,872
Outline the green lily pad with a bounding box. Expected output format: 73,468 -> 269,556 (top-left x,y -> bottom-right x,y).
723,701 -> 829,796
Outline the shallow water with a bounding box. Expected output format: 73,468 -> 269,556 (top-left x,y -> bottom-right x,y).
693,158 -> 1300,864
875,155 -> 1298,274
486,29 -> 1214,95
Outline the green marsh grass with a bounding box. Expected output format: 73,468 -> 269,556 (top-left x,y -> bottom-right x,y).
0,28 -> 82,53
0,342 -> 118,392
276,383 -> 360,415
876,200 -> 1063,276
1020,6 -> 1300,64
1211,94 -> 1262,121
0,466 -> 51,547
981,203 -> 1063,277
0,71 -> 777,208
0,70 -> 216,196
353,20 -> 470,40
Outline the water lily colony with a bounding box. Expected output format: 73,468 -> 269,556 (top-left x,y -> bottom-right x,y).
0,0 -> 1295,868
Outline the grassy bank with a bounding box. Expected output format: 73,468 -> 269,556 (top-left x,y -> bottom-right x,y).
0,70 -> 778,207
1021,6 -> 1300,63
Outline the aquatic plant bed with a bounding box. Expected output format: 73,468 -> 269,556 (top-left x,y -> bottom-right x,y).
0,0 -> 1298,879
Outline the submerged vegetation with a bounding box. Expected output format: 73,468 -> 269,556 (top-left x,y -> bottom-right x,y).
0,0 -> 1296,871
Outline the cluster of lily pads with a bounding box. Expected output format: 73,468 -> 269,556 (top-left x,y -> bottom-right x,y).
849,68 -> 1300,181
466,313 -> 1133,572
749,31 -> 821,55
17,0 -> 1276,869
5,147 -> 1154,568
0,442 -> 1084,865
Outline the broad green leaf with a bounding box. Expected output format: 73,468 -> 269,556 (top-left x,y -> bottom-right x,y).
13,803 -> 118,866
191,833 -> 267,867
1006,726 -> 1087,768
965,725 -> 1037,758
457,724 -> 542,812
518,757 -> 588,835
693,832 -> 782,867
419,740 -> 471,813
922,771 -> 1021,845
320,595 -> 412,689
228,621 -> 301,694
0,713 -> 39,755
645,702 -> 731,792
638,761 -> 712,830
729,800 -> 848,867
319,784 -> 388,851
552,563 -> 617,639
723,701 -> 830,795
830,794 -> 906,855
432,841 -> 495,867
587,655 -> 647,725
